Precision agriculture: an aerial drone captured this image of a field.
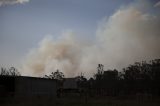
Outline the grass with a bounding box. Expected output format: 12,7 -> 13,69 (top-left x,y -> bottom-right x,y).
1,96 -> 160,106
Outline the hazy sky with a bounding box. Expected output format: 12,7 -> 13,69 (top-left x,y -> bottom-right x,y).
0,0 -> 132,66
0,0 -> 160,77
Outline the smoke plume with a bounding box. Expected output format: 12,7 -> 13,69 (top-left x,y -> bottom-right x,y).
0,0 -> 29,6
22,1 -> 160,77
154,1 -> 160,7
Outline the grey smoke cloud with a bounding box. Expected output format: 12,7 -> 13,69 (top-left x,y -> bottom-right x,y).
0,0 -> 29,6
22,32 -> 87,77
21,1 -> 160,77
154,1 -> 160,7
96,1 -> 160,70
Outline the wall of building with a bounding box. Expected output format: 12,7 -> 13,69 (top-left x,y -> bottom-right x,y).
14,77 -> 57,98
63,78 -> 77,89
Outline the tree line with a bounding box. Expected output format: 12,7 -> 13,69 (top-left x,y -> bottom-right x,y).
77,59 -> 160,97
0,67 -> 20,76
1,58 -> 160,97
44,59 -> 160,97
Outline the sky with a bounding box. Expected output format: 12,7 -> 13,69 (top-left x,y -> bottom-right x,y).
0,0 -> 130,66
0,0 -> 160,77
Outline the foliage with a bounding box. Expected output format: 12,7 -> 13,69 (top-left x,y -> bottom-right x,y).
75,73 -> 87,88
0,67 -> 21,76
87,59 -> 160,96
44,69 -> 64,81
94,64 -> 104,80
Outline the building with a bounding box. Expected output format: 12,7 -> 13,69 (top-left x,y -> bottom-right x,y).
63,78 -> 78,89
0,76 -> 57,99
0,76 -> 82,100
57,78 -> 80,97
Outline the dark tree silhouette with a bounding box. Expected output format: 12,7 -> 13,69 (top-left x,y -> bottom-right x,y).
94,64 -> 104,80
87,59 -> 160,97
44,69 -> 65,88
0,67 -> 21,76
75,73 -> 87,88
44,69 -> 64,80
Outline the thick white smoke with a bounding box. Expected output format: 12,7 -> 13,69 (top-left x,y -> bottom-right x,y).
21,1 -> 160,77
22,32 -> 90,77
0,0 -> 29,6
96,1 -> 160,70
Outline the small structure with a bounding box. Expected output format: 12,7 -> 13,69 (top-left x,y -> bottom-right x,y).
63,78 -> 78,89
57,78 -> 80,97
0,76 -> 57,99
